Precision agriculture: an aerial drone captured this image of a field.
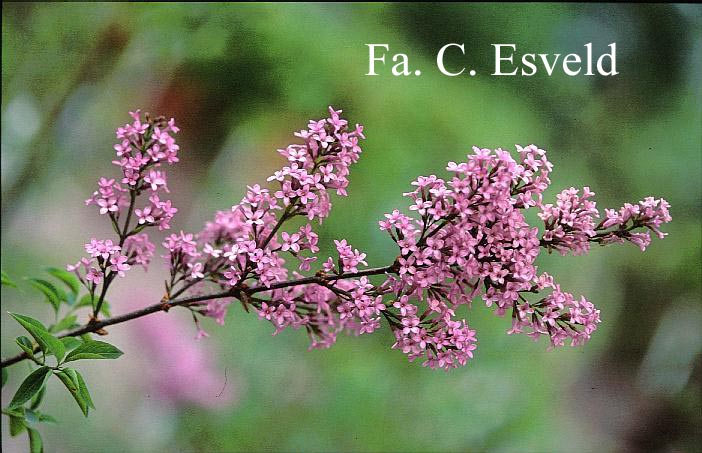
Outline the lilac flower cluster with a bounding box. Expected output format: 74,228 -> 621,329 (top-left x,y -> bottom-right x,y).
507,273 -> 600,348
68,108 -> 671,372
597,197 -> 672,251
539,189 -> 672,254
156,110 -> 671,371
68,111 -> 181,314
163,107 -> 366,331
539,187 -> 598,255
370,146 -> 553,367
370,146 -> 668,366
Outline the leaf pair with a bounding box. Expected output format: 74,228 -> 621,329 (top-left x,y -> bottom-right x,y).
8,311 -> 123,416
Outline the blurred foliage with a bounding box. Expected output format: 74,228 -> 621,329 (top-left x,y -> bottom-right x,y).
2,3 -> 701,452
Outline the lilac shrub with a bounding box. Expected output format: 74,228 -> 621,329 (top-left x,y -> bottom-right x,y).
1,106 -> 671,451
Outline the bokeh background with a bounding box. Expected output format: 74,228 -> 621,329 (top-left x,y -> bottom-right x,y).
2,3 -> 701,452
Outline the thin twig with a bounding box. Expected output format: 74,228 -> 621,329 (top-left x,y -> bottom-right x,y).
1,265 -> 394,368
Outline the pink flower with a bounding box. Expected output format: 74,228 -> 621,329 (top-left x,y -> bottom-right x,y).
96,197 -> 119,215
85,239 -> 120,260
280,232 -> 301,253
123,233 -> 155,270
144,170 -> 168,192
333,239 -> 368,273
110,254 -> 131,277
187,262 -> 205,280
85,267 -> 103,285
135,206 -> 155,225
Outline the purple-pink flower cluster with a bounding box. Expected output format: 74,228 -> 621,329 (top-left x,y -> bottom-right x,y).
69,107 -> 671,371
368,145 -> 668,366
158,111 -> 671,371
68,111 -> 181,310
507,273 -> 600,348
162,107 -> 364,293
539,188 -> 672,254
371,146 -> 555,367
597,197 -> 672,251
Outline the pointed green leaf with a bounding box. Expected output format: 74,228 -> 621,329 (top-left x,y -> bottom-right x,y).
29,383 -> 47,410
55,368 -> 89,416
27,426 -> 43,453
2,270 -> 18,288
27,279 -> 65,312
9,415 -> 26,436
46,267 -> 80,297
10,313 -> 65,362
9,366 -> 52,408
16,336 -> 37,360
49,315 -> 77,334
74,369 -> 95,410
10,313 -> 47,331
64,340 -> 123,362
60,337 -> 82,351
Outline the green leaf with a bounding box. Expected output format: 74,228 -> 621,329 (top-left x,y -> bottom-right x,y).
74,369 -> 95,410
49,315 -> 77,334
10,313 -> 65,363
16,336 -> 37,360
60,337 -> 82,351
10,313 -> 47,331
29,383 -> 47,410
2,270 -> 18,288
9,415 -> 26,436
2,367 -> 7,388
64,340 -> 123,362
27,426 -> 43,453
46,267 -> 80,298
9,366 -> 52,408
55,368 -> 89,417
27,279 -> 66,312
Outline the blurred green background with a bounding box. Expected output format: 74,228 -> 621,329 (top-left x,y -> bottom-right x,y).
2,3 -> 701,452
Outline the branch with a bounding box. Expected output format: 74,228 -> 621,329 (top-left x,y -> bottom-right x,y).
1,265 -> 394,368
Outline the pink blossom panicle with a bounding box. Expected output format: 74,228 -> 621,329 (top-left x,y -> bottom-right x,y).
68,111 -> 181,294
72,108 -> 671,372
164,118 -> 671,371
